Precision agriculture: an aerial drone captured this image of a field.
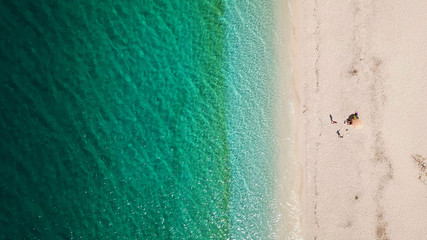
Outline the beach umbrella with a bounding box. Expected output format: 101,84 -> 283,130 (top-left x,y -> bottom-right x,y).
351,118 -> 364,129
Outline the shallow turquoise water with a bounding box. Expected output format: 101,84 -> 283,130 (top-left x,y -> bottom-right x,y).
0,0 -> 284,239
223,0 -> 281,239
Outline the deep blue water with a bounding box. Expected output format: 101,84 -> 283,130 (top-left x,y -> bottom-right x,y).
0,0 -> 283,239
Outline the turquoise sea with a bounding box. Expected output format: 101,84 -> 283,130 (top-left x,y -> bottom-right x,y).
0,0 -> 290,239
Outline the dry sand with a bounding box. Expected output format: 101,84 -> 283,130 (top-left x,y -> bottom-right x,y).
291,0 -> 427,239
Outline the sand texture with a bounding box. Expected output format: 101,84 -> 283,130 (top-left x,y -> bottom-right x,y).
292,0 -> 427,239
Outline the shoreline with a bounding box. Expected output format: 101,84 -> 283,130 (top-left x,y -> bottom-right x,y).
292,0 -> 427,239
273,0 -> 303,238
223,1 -> 302,238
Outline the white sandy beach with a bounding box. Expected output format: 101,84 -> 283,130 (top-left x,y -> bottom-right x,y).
288,0 -> 427,239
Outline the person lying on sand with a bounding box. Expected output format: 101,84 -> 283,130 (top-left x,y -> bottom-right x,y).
336,130 -> 343,138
